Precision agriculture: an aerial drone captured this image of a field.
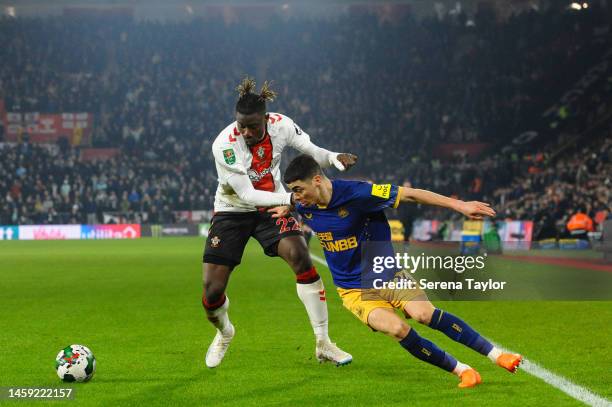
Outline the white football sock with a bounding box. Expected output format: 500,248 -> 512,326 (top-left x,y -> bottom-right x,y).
296,278 -> 330,342
206,296 -> 232,335
487,346 -> 503,363
452,361 -> 471,376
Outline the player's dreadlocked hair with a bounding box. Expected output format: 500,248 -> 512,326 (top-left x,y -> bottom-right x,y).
235,76 -> 277,115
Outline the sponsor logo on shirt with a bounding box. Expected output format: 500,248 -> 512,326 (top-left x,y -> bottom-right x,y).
316,231 -> 358,252
248,167 -> 272,183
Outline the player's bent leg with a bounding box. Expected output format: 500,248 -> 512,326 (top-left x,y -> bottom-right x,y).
402,294 -> 435,325
276,235 -> 352,366
203,263 -> 232,302
202,263 -> 235,368
367,307 -> 409,340
368,307 -> 481,388
277,234 -> 313,274
202,263 -> 233,329
407,297 -> 522,373
201,212 -> 254,368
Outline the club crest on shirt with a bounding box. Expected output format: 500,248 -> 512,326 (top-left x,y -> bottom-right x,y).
210,236 -> 221,248
338,207 -> 349,218
256,146 -> 265,159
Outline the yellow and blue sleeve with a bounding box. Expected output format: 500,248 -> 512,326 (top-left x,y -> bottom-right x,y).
355,182 -> 400,212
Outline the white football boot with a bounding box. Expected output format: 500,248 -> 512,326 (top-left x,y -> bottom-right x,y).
205,323 -> 235,368
315,339 -> 352,366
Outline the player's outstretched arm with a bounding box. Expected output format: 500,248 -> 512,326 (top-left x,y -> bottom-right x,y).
285,118 -> 357,171
292,137 -> 357,171
399,187 -> 496,220
227,174 -> 293,207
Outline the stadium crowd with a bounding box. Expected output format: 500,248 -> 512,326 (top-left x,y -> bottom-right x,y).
0,141 -> 212,225
1,4 -> 610,235
494,135 -> 612,238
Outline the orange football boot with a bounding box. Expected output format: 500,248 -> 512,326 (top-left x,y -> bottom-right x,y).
497,353 -> 523,373
458,368 -> 482,388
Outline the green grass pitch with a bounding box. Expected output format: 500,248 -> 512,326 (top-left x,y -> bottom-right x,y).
0,237 -> 610,406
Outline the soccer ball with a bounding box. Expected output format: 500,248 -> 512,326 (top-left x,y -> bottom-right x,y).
55,345 -> 96,382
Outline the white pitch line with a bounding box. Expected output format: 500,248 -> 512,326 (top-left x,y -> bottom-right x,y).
492,343 -> 611,407
309,253 -> 328,269
309,253 -> 612,407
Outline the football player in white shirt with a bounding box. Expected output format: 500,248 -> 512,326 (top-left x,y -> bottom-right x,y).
202,77 -> 357,368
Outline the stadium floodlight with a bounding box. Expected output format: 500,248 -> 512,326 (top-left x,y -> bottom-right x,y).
570,2 -> 582,10
582,2 -> 589,8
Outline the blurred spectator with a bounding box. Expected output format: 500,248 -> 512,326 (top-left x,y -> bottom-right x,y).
566,208 -> 595,239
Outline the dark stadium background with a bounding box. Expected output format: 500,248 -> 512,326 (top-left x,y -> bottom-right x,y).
0,0 -> 610,240
0,1 -> 610,405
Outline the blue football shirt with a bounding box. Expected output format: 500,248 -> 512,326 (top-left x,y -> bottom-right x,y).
296,179 -> 401,289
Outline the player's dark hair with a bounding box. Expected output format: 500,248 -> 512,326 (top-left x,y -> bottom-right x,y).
284,154 -> 323,184
235,76 -> 277,115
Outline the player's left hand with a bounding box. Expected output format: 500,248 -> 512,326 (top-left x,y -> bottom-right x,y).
456,201 -> 496,220
332,153 -> 358,171
268,205 -> 291,218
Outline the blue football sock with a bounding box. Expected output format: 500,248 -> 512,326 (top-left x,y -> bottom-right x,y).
429,308 -> 494,356
399,328 -> 457,372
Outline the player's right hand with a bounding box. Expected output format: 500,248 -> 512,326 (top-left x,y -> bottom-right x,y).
268,205 -> 291,218
332,153 -> 358,171
456,201 -> 496,220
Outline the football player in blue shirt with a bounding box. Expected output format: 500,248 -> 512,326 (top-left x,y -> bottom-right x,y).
276,154 -> 522,388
